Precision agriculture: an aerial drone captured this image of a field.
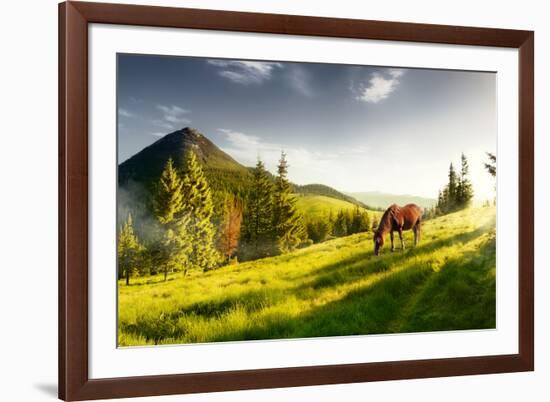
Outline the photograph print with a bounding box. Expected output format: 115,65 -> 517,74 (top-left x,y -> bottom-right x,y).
116,54 -> 497,347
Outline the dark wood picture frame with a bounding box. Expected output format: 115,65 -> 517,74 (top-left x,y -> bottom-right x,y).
59,1 -> 534,400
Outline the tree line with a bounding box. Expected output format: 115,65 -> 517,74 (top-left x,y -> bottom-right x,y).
118,151 -> 220,284
120,151 -> 372,284
306,208 -> 373,244
118,150 -> 376,284
436,153 -> 474,214
423,152 -> 496,220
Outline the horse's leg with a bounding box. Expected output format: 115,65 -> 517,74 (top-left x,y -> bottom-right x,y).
413,226 -> 417,246
390,231 -> 395,252
398,228 -> 405,250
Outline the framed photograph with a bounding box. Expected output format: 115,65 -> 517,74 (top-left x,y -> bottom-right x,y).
59,1 -> 534,400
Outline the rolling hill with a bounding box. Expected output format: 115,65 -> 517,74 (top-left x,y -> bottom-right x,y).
294,184 -> 367,208
295,194 -> 378,220
347,191 -> 436,210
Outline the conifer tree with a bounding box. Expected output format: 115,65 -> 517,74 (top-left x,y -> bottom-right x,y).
153,158 -> 184,224
306,218 -> 331,243
273,152 -> 306,253
333,210 -> 348,237
118,213 -> 144,285
152,158 -> 191,280
436,190 -> 444,215
181,150 -> 220,271
457,153 -> 474,207
241,159 -> 275,259
436,154 -> 474,214
350,208 -> 370,234
447,162 -> 457,210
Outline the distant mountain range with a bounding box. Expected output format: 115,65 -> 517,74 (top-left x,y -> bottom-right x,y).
346,191 -> 436,210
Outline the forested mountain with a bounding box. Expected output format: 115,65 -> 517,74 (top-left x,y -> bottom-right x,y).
119,127 -> 253,197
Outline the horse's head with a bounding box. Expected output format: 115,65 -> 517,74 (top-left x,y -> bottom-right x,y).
373,231 -> 384,256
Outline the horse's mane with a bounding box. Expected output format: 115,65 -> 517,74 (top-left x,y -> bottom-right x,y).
377,204 -> 400,234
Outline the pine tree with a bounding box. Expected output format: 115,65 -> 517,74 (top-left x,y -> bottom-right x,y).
306,218 -> 331,243
333,210 -> 348,237
447,162 -> 457,210
181,150 -> 220,271
241,159 -> 276,260
152,158 -> 191,280
350,208 -> 370,234
118,213 -> 144,285
457,153 -> 474,207
217,194 -> 243,262
436,154 -> 475,214
273,152 -> 306,253
437,190 -> 444,214
153,158 -> 184,224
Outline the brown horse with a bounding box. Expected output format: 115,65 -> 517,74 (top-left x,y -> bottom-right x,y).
373,203 -> 422,256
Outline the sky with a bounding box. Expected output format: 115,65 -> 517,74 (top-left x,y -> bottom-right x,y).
117,54 -> 497,200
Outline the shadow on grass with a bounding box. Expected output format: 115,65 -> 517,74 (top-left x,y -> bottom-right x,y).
172,288 -> 286,319
212,237 -> 496,342
297,222 -> 494,293
120,288 -> 287,344
121,217 -> 496,344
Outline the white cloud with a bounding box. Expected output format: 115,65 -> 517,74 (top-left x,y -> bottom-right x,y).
150,132 -> 166,137
152,120 -> 175,130
357,69 -> 406,103
207,60 -> 282,85
157,105 -> 190,123
388,68 -> 405,78
155,104 -> 191,130
118,108 -> 134,118
288,66 -> 314,97
218,128 -> 263,149
216,128 -> 371,187
218,128 -> 303,170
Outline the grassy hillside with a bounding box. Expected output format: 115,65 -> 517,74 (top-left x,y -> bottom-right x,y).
118,206 -> 496,346
294,184 -> 367,208
347,191 -> 436,210
295,194 -> 377,220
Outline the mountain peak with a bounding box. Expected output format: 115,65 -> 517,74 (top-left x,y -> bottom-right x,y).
119,128 -> 248,186
178,126 -> 201,137
160,126 -> 201,141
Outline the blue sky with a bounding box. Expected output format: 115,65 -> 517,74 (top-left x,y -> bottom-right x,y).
117,54 -> 496,200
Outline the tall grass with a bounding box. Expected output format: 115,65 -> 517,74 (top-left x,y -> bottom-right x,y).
118,206 -> 496,346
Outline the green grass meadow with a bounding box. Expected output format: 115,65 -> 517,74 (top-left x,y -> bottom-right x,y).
118,206 -> 496,346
